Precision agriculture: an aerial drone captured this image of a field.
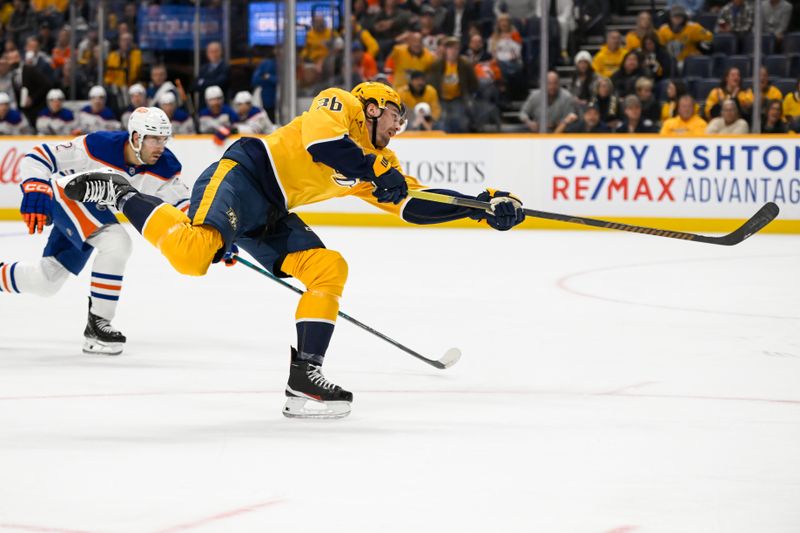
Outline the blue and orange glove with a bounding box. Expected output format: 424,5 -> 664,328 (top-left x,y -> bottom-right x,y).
470,189 -> 525,231
367,154 -> 408,204
20,178 -> 54,234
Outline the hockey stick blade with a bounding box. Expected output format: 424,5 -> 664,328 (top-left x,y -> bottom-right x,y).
707,201 -> 780,246
437,348 -> 462,369
407,190 -> 780,246
233,254 -> 460,370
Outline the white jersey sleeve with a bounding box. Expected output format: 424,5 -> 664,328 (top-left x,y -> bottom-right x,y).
0,114 -> 33,135
78,111 -> 122,133
36,115 -> 77,136
234,109 -> 276,134
18,136 -> 92,182
172,118 -> 197,134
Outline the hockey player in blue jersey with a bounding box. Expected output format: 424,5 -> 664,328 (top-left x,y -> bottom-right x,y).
0,107 -> 188,355
0,91 -> 32,134
198,85 -> 237,134
36,89 -> 77,135
78,86 -> 122,133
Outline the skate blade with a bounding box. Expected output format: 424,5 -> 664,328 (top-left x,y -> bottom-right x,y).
282,396 -> 351,419
83,338 -> 124,356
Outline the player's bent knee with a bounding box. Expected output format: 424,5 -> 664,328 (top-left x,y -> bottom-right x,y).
286,248 -> 348,295
88,224 -> 133,261
23,258 -> 70,296
159,224 -> 223,276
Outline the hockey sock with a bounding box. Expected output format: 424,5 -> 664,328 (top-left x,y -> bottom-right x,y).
0,257 -> 69,296
296,321 -> 335,365
280,248 -> 348,363
86,225 -> 132,320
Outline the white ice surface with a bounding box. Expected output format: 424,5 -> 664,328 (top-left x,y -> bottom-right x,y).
0,221 -> 799,533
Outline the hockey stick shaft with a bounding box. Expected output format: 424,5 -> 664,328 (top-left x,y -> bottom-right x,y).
232,254 -> 453,369
407,190 -> 779,246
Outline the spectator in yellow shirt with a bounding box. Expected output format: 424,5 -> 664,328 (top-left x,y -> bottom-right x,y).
704,67 -> 753,119
301,15 -> 335,66
782,79 -> 800,127
757,66 -> 783,109
657,5 -> 712,63
592,30 -> 627,78
397,69 -> 442,123
426,37 -> 477,133
626,11 -> 656,50
104,32 -> 142,88
661,94 -> 708,134
349,16 -> 380,58
386,32 -> 436,88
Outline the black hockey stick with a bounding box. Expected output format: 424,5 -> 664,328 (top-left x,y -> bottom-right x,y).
232,254 -> 461,370
408,190 -> 779,246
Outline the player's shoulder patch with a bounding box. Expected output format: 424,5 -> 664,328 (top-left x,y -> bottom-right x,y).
173,108 -> 190,121
198,107 -> 212,117
80,104 -> 92,113
61,109 -> 75,121
247,106 -> 263,119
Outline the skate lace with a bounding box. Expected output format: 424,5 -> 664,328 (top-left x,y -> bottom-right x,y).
82,178 -> 116,204
306,364 -> 337,391
95,316 -> 120,335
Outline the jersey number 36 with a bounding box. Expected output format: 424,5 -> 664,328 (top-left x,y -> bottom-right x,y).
316,96 -> 343,112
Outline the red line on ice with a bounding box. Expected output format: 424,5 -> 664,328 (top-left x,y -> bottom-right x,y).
151,499 -> 285,533
555,254 -> 800,320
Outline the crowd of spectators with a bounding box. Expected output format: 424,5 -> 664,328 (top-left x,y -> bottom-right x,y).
0,0 -> 797,137
519,1 -> 800,135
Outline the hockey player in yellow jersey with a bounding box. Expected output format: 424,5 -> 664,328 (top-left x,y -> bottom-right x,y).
61,82 -> 526,419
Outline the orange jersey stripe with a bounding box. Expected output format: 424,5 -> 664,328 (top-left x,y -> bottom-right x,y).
0,264 -> 10,292
56,185 -> 99,238
90,282 -> 122,291
33,146 -> 52,167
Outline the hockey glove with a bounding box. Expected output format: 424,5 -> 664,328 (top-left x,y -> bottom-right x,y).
470,189 -> 525,231
222,243 -> 239,267
20,178 -> 54,234
367,154 -> 408,204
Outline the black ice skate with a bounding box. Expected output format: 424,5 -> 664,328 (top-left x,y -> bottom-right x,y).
83,298 -> 126,355
60,169 -> 134,207
284,347 -> 353,419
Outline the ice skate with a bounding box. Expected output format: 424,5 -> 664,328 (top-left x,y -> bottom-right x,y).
83,298 -> 126,355
60,169 -> 134,207
283,347 -> 352,419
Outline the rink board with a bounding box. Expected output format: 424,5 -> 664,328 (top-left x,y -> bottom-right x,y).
0,134 -> 798,233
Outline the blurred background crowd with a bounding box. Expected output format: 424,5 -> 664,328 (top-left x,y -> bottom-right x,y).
0,0 -> 797,137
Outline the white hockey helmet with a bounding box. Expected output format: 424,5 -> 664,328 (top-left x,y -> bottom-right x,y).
127,107 -> 172,164
0,92 -> 10,105
204,85 -> 224,102
128,83 -> 146,96
47,88 -> 65,101
89,85 -> 106,99
233,91 -> 252,105
157,91 -> 176,106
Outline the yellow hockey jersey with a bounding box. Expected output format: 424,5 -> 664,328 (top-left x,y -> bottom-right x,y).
261,87 -> 423,216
